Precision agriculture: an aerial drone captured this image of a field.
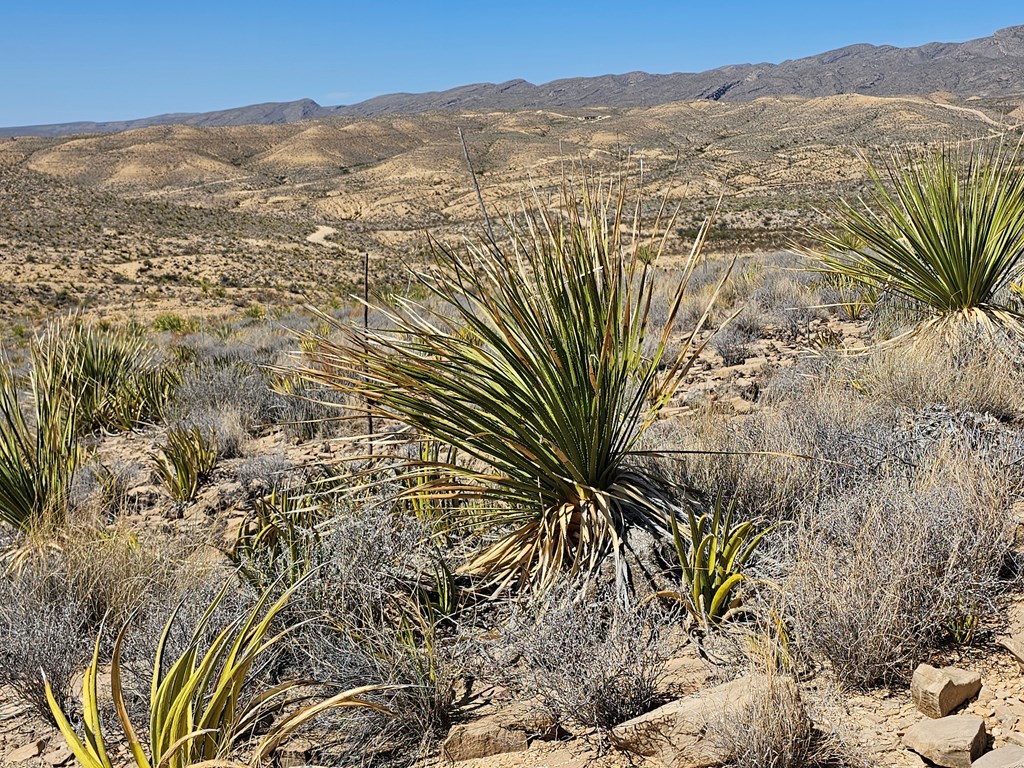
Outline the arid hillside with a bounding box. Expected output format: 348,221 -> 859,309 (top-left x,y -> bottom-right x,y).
1,92 -> 1022,325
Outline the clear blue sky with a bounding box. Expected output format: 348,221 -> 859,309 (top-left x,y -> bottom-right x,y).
1,0 -> 1021,126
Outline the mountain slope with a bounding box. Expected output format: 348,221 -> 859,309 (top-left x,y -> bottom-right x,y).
2,25 -> 1022,137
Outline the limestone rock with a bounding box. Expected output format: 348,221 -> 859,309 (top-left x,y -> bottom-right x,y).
41,746 -> 73,766
973,745 -> 1024,767
912,665 -> 982,718
6,741 -> 44,763
611,674 -> 807,768
441,720 -> 528,763
903,715 -> 986,768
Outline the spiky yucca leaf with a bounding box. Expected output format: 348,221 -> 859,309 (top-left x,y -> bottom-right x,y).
299,173 -> 723,594
45,581 -> 392,768
810,143 -> 1024,339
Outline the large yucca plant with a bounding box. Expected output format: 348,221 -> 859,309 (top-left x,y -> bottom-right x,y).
810,142 -> 1024,338
299,173 -> 721,594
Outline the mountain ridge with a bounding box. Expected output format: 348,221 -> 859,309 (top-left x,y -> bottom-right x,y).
3,25 -> 1023,137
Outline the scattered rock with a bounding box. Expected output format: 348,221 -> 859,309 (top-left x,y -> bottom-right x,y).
5,740 -> 45,763
999,637 -> 1024,674
41,746 -> 73,766
911,665 -> 983,718
441,720 -> 528,763
903,715 -> 986,768
611,675 -> 807,768
278,738 -> 312,768
973,745 -> 1024,767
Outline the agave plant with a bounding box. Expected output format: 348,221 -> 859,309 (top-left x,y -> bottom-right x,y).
811,142 -> 1024,339
298,173 -> 722,593
659,495 -> 772,627
45,582 -> 391,768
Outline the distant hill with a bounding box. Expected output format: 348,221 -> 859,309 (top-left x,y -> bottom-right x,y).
3,25 -> 1023,137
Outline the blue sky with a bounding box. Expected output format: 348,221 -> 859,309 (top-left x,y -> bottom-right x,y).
1,1 -> 1021,126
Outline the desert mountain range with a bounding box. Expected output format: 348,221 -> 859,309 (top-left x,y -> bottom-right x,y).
3,25 -> 1023,137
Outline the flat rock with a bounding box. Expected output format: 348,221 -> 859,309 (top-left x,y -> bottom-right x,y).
441,720 -> 528,763
904,715 -> 986,768
973,745 -> 1024,767
5,741 -> 44,763
611,674 -> 807,768
41,746 -> 73,766
912,664 -> 983,718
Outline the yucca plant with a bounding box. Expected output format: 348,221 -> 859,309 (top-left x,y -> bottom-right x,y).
0,341 -> 81,532
659,496 -> 772,627
151,426 -> 218,503
810,142 -> 1024,339
45,582 -> 391,768
229,485 -> 323,593
52,321 -> 177,435
299,173 -> 722,594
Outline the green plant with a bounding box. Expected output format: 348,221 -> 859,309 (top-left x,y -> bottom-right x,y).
0,339 -> 81,532
45,583 -> 390,768
151,426 -> 218,503
300,173 -> 721,593
152,313 -> 193,333
810,143 -> 1024,339
229,485 -> 323,592
659,496 -> 771,627
54,322 -> 176,434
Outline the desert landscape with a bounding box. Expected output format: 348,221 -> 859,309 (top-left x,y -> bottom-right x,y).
3,19 -> 1024,768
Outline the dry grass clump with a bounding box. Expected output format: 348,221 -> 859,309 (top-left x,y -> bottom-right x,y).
786,443 -> 1018,689
709,673 -> 818,768
0,521 -> 206,721
856,334 -> 1024,420
484,584 -> 677,734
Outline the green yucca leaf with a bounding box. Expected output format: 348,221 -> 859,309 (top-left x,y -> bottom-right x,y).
661,495 -> 772,627
809,142 -> 1024,339
47,580 -> 391,768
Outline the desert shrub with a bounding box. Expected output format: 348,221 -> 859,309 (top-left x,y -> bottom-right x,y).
711,324 -> 757,366
751,269 -> 827,336
167,361 -> 277,452
0,523 -> 202,721
267,499 -> 463,764
0,571 -> 89,721
856,335 -> 1024,420
708,672 -> 821,768
661,359 -> 904,518
786,445 -> 1017,688
485,584 -> 676,733
299,173 -> 718,593
810,142 -> 1024,339
270,372 -> 353,440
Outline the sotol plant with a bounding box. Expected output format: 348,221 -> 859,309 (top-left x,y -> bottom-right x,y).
810,142 -> 1024,339
299,173 -> 723,593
